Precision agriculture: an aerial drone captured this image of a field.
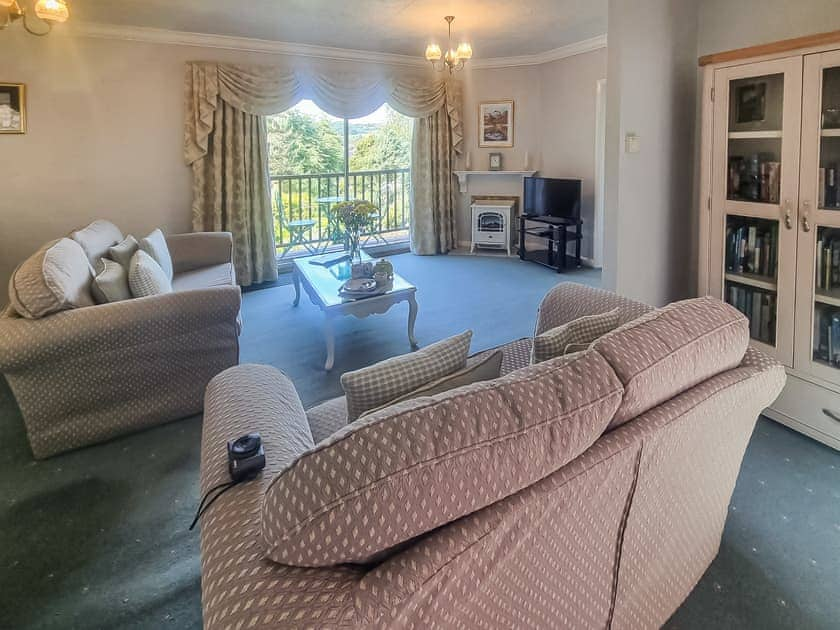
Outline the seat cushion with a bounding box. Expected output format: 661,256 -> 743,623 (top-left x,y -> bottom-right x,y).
70,220 -> 123,267
9,238 -> 95,319
592,296 -> 749,430
262,348 -> 624,567
306,397 -> 349,443
172,263 -> 235,292
340,330 -> 473,421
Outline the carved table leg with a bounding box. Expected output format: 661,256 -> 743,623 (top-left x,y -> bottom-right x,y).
323,315 -> 336,371
408,294 -> 419,349
292,266 -> 301,307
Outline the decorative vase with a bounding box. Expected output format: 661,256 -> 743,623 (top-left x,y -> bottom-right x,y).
346,228 -> 362,264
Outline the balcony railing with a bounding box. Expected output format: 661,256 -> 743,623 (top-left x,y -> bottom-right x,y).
271,168 -> 411,258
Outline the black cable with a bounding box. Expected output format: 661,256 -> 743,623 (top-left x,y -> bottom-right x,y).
189,481 -> 236,531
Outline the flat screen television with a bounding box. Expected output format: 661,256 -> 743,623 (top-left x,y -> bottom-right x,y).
523,177 -> 581,219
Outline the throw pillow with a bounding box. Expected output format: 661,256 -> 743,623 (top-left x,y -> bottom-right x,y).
108,235 -> 139,269
532,308 -> 621,364
361,349 -> 504,417
91,258 -> 132,304
341,330 -> 473,421
69,220 -> 124,267
128,250 -> 173,297
139,229 -> 173,281
9,238 -> 95,319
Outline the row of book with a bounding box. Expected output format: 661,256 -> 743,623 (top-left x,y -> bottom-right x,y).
728,284 -> 776,345
728,155 -> 780,204
725,223 -> 778,277
816,234 -> 840,289
818,167 -> 840,209
813,305 -> 840,365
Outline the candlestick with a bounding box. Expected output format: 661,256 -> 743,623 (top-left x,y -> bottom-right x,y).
465,151 -> 472,170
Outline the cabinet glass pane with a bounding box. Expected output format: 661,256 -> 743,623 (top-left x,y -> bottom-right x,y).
724,215 -> 778,346
819,67 -> 840,210
727,73 -> 784,203
813,226 -> 840,367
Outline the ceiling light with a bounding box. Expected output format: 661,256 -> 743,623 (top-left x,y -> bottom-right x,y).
1,0 -> 69,36
425,16 -> 472,73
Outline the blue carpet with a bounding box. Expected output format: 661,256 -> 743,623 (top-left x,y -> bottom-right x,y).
0,252 -> 837,629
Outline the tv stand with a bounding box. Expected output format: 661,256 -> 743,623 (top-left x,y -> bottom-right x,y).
519,215 -> 583,272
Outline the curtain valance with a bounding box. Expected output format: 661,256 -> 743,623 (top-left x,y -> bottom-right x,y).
185,62 -> 463,165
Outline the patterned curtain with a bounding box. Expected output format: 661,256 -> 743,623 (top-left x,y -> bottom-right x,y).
184,63 -> 464,280
191,101 -> 277,286
411,108 -> 457,255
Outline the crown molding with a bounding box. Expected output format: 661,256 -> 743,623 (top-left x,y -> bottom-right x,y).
469,35 -> 608,69
68,22 -> 607,70
70,22 -> 430,67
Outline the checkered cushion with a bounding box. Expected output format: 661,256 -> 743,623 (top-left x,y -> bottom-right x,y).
341,330 -> 472,421
532,308 -> 621,363
128,250 -> 173,297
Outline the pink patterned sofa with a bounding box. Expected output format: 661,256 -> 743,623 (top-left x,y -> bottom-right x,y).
198,283 -> 785,629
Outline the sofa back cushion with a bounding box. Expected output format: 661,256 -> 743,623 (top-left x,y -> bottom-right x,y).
262,349 -> 624,567
70,220 -> 123,267
8,238 -> 95,319
592,296 -> 749,430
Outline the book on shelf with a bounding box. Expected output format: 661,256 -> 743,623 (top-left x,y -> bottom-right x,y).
727,282 -> 776,345
813,306 -> 840,365
725,222 -> 778,278
823,240 -> 840,290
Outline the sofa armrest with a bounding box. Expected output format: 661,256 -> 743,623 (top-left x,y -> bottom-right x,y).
167,231 -> 233,274
534,282 -> 651,336
0,285 -> 241,371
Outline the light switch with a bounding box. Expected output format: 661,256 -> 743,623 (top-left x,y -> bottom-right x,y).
625,133 -> 640,153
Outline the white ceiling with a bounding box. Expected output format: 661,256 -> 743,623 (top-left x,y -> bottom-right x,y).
68,0 -> 607,59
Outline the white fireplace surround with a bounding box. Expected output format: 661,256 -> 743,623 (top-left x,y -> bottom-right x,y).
452,170 -> 538,194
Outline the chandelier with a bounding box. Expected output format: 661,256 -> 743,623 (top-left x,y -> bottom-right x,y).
425,16 -> 472,73
0,0 -> 69,36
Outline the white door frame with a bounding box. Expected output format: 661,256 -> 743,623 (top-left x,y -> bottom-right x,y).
594,78 -> 607,268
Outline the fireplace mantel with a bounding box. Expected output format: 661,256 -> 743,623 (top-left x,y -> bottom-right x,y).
452,170 -> 538,193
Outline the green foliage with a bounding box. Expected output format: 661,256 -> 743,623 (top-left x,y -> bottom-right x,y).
267,110 -> 343,176
349,110 -> 412,171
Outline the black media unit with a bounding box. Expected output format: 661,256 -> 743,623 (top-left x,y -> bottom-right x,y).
519,215 -> 583,272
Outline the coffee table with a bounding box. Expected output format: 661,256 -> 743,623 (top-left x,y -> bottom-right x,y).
292,251 -> 419,370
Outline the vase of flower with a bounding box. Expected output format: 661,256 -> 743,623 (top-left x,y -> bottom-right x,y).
332,200 -> 379,264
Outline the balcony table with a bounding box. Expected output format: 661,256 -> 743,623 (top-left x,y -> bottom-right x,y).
292,250 -> 419,370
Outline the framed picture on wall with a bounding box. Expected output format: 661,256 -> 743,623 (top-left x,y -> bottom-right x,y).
0,83 -> 25,134
479,100 -> 514,148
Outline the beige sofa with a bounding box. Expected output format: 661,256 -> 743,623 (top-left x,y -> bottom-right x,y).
0,224 -> 242,459
198,283 -> 785,629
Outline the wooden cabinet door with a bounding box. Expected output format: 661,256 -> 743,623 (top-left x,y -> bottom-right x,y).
709,58 -> 803,367
794,50 -> 840,389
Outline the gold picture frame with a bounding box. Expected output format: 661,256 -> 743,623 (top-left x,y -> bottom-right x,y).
479,100 -> 514,148
0,83 -> 26,134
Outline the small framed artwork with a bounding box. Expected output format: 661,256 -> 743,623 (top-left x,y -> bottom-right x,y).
479,100 -> 514,148
736,82 -> 766,124
488,152 -> 502,171
0,83 -> 26,134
